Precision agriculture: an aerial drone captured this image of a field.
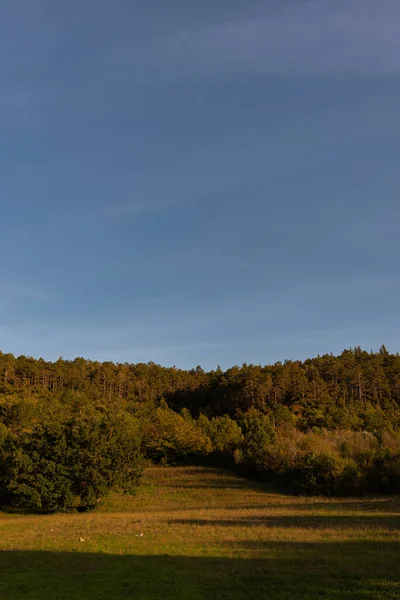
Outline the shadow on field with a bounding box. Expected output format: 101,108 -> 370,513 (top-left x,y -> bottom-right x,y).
162,477 -> 269,492
213,497 -> 400,514
169,514 -> 400,529
145,497 -> 400,516
156,467 -> 272,492
1,541 -> 400,600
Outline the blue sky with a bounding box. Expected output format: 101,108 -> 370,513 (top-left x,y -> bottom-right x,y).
1,0 -> 400,369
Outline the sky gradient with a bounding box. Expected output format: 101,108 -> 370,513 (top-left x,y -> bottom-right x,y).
1,0 -> 400,369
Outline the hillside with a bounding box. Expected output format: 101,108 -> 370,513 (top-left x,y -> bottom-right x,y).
2,347 -> 400,504
1,347 -> 400,431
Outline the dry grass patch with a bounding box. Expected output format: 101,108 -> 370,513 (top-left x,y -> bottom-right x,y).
1,466 -> 400,598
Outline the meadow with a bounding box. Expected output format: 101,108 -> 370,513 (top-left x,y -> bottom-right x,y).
1,466 -> 400,599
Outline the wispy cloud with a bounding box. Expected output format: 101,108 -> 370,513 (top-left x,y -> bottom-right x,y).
3,0 -> 399,136
115,0 -> 400,79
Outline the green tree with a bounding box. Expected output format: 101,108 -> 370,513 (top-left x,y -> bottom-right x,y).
7,410 -> 143,511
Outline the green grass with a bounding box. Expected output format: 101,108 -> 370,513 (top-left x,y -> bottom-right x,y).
1,466 -> 400,599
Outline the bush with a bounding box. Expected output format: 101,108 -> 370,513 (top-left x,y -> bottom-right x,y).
144,404 -> 212,464
234,410 -> 276,477
6,410 -> 143,511
367,451 -> 400,495
0,422 -> 14,504
198,414 -> 243,457
336,458 -> 364,495
291,452 -> 341,496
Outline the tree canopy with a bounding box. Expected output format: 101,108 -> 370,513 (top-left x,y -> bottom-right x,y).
1,346 -> 400,508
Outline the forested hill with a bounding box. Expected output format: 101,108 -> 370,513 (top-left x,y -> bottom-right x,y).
2,346 -> 400,506
0,346 -> 399,432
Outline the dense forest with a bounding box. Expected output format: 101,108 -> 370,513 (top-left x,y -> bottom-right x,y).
1,346 -> 400,511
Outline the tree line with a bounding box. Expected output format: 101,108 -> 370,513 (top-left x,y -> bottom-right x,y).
1,345 -> 400,511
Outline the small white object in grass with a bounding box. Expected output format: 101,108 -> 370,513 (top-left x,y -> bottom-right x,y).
79,538 -> 85,542
136,533 -> 144,537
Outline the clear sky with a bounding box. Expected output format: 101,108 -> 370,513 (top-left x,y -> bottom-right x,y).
1,0 -> 400,369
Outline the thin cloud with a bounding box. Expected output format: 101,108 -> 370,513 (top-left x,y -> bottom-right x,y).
117,0 -> 400,79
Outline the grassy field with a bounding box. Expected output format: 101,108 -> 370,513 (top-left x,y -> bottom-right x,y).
1,466 -> 400,599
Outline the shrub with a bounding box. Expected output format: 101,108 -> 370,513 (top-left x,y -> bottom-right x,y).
336,458 -> 364,495
198,414 -> 243,456
144,404 -> 212,464
291,452 -> 342,496
235,410 -> 275,476
6,410 -> 143,511
367,451 -> 400,495
0,422 -> 14,504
